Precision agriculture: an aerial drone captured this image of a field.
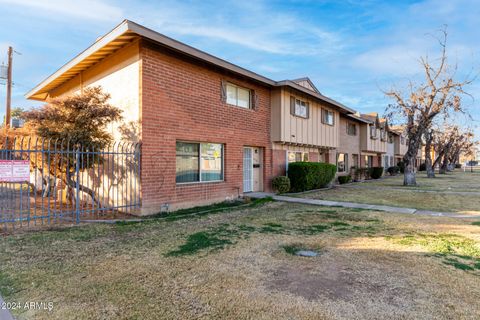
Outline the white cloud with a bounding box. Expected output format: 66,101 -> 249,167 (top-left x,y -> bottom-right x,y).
0,0 -> 123,22
131,1 -> 343,56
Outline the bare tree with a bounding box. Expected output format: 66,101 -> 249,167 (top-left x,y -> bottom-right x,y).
385,27 -> 472,185
424,128 -> 435,177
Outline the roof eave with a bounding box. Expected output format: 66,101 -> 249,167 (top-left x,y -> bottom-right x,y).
275,80 -> 355,114
25,20 -> 132,100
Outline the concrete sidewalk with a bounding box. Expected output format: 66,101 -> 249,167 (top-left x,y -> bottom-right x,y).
0,296 -> 15,320
247,192 -> 479,218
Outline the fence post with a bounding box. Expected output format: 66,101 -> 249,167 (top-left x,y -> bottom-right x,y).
75,148 -> 80,224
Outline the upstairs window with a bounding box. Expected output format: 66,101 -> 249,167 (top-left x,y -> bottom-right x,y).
370,125 -> 377,138
290,96 -> 309,118
380,129 -> 386,141
226,82 -> 251,109
387,133 -> 394,143
347,123 -> 357,136
400,136 -> 405,145
322,109 -> 335,126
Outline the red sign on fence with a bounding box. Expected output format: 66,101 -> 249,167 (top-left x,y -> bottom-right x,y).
0,160 -> 30,182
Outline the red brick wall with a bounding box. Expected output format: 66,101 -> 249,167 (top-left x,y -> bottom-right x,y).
140,40 -> 272,214
272,149 -> 287,177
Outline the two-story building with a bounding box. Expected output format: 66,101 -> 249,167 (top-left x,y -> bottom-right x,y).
336,113 -> 371,176
359,113 -> 387,167
26,20 -> 361,213
270,78 -> 356,177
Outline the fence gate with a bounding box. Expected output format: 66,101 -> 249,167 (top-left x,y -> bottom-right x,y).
0,137 -> 141,232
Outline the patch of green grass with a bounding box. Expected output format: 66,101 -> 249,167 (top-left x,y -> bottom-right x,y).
393,233 -> 480,272
259,223 -> 285,234
396,233 -> 480,257
297,224 -> 331,235
329,221 -> 350,227
281,244 -> 312,255
165,231 -> 234,256
0,270 -> 17,299
162,197 -> 274,221
167,207 -> 383,256
472,221 -> 480,226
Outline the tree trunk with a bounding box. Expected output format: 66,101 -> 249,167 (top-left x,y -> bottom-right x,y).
424,131 -> 435,178
439,153 -> 448,174
66,170 -> 102,207
404,156 -> 417,185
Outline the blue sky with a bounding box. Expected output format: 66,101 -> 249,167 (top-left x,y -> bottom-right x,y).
0,0 -> 479,133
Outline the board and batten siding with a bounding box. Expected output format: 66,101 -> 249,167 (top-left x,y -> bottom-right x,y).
360,124 -> 387,153
271,88 -> 339,148
394,135 -> 408,156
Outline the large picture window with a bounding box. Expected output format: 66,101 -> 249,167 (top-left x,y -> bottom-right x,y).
337,153 -> 348,172
226,83 -> 251,109
176,142 -> 224,183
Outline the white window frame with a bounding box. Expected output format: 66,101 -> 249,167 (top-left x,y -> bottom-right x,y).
226,82 -> 251,109
176,141 -> 224,184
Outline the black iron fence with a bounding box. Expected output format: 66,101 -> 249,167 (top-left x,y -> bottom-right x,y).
0,137 -> 141,231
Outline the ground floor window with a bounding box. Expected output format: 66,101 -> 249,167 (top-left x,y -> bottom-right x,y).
176,142 -> 223,183
364,155 -> 373,168
337,153 -> 348,172
352,154 -> 359,169
287,151 -> 309,163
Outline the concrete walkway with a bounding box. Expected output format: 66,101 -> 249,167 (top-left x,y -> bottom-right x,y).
0,296 -> 15,320
247,192 -> 479,218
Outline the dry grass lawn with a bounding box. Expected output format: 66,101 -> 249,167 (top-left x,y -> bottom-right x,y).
1,200 -> 480,319
301,170 -> 480,214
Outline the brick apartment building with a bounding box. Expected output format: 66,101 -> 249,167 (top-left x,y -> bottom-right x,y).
26,20 -> 415,214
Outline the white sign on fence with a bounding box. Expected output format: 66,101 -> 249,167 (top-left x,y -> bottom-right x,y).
0,160 -> 30,182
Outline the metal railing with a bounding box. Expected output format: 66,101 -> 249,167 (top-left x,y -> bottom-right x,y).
0,137 -> 141,231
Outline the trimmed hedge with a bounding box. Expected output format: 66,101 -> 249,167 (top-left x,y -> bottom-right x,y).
338,175 -> 352,184
272,176 -> 291,194
387,166 -> 400,176
455,163 -> 462,169
288,162 -> 337,192
353,167 -> 369,181
368,167 -> 384,179
419,163 -> 426,171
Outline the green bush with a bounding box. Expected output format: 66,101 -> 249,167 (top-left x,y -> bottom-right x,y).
288,162 -> 337,192
419,163 -> 426,171
353,167 -> 369,181
397,161 -> 405,174
387,166 -> 400,176
455,163 -> 462,169
272,176 -> 291,194
338,175 -> 352,184
368,167 -> 384,179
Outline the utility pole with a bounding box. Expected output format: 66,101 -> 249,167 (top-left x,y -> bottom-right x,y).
5,46 -> 13,130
